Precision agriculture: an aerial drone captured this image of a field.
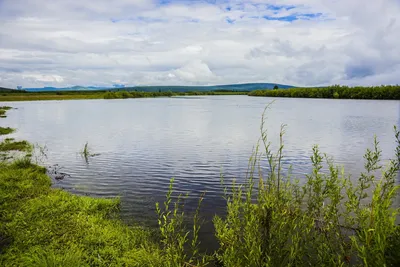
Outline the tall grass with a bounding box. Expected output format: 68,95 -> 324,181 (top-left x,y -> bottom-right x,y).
211,105 -> 400,266
155,179 -> 209,266
79,142 -> 100,163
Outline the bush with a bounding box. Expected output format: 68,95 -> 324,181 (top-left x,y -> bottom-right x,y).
212,106 -> 400,266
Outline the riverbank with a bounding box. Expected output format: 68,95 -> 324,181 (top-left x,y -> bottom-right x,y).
0,90 -> 247,102
0,157 -> 167,266
249,85 -> 400,100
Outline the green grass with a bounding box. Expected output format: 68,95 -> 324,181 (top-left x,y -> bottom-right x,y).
250,85 -> 400,100
0,139 -> 32,152
0,92 -> 106,101
0,127 -> 15,135
210,105 -> 400,266
0,106 -> 12,118
0,90 -> 247,102
0,159 -> 165,267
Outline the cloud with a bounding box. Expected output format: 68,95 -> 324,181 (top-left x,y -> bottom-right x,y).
0,0 -> 399,88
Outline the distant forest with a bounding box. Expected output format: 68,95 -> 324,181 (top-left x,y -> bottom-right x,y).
249,85 -> 400,100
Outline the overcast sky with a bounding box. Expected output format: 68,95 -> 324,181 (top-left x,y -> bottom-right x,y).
0,0 -> 399,88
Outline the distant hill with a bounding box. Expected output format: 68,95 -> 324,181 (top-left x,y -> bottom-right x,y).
23,83 -> 294,92
0,87 -> 26,93
25,86 -> 112,92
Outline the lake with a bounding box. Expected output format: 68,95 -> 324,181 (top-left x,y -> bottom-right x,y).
2,96 -> 399,250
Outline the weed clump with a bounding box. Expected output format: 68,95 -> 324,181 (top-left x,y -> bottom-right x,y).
0,106 -> 12,118
0,127 -> 15,135
79,142 -> 100,163
0,139 -> 31,152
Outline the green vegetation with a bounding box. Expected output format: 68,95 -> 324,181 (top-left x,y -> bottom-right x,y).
103,91 -> 174,99
80,142 -> 100,163
0,127 -> 15,135
0,106 -> 12,118
0,91 -> 107,101
0,158 -> 165,266
178,91 -> 248,96
103,90 -> 247,99
250,85 -> 400,100
211,107 -> 400,266
0,90 -> 247,101
1,105 -> 399,266
0,139 -> 32,152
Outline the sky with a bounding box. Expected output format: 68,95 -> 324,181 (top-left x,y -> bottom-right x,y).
0,0 -> 399,88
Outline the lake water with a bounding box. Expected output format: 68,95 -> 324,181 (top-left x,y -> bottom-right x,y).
2,96 -> 399,251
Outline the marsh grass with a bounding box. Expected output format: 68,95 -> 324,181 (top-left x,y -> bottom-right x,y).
0,159 -> 165,267
0,139 -> 32,152
210,105 -> 400,266
80,142 -> 100,163
155,179 -> 209,266
0,106 -> 12,118
0,127 -> 15,135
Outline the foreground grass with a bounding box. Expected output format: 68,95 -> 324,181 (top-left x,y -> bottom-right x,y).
250,85 -> 400,100
0,159 -> 165,266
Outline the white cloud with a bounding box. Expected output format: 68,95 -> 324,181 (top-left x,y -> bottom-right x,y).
0,0 -> 399,88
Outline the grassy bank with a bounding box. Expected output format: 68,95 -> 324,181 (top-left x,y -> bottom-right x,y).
1,105 -> 399,266
0,158 -> 166,266
0,90 -> 247,102
250,85 -> 400,100
0,91 -> 107,101
103,90 -> 248,99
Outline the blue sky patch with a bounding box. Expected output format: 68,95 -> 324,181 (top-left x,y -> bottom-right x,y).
266,4 -> 296,11
226,17 -> 235,24
263,12 -> 323,22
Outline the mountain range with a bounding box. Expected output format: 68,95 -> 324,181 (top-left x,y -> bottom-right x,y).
1,83 -> 294,93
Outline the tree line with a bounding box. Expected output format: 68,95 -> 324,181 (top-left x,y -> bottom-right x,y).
249,85 -> 400,100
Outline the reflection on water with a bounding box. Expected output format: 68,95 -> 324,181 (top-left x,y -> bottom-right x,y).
1,96 -> 399,249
